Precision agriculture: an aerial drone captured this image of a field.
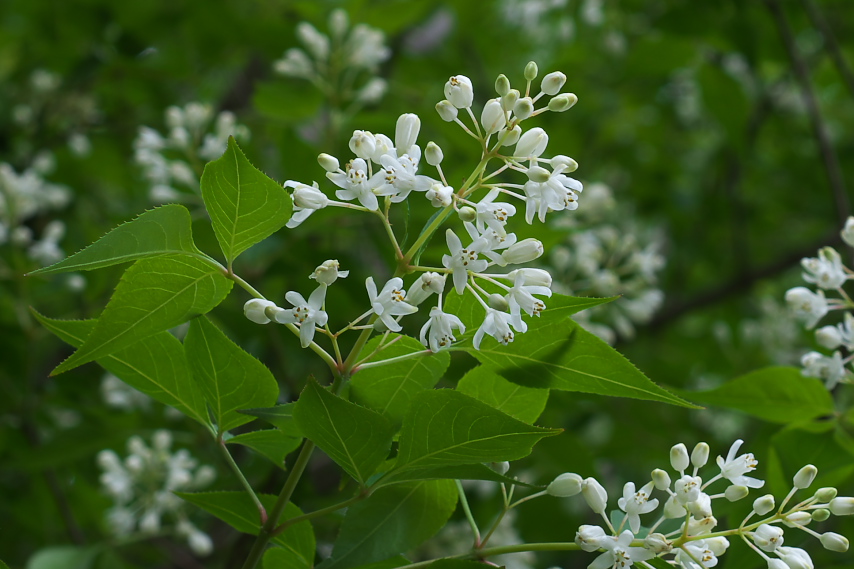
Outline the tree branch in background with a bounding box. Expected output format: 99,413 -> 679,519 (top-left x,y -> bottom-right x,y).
801,0 -> 854,100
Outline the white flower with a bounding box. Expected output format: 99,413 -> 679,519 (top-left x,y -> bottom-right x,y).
617,481 -> 659,534
674,475 -> 703,504
442,228 -> 489,294
426,183 -> 454,207
575,525 -> 608,552
285,180 -> 327,228
775,546 -> 813,569
801,247 -> 846,290
366,277 -> 418,332
499,238 -> 544,266
345,23 -> 390,69
514,127 -> 548,158
522,164 -> 583,223
547,472 -> 583,497
589,530 -> 654,569
371,150 -> 434,203
481,98 -> 506,134
349,130 -> 376,160
505,269 -> 551,318
475,189 -> 516,237
274,285 -> 329,347
753,524 -> 785,552
685,492 -> 713,520
784,287 -> 828,329
444,75 -> 474,108
801,351 -> 847,389
473,308 -> 517,349
310,260 -> 349,286
842,216 -> 854,247
328,158 -> 378,211
406,272 -> 446,305
395,113 -> 421,155
420,307 -> 465,352
716,439 -> 764,488
581,477 -> 608,514
296,22 -> 329,61
836,312 -> 854,350
244,299 -> 277,324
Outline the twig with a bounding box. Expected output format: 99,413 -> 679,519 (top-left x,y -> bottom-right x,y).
801,0 -> 854,100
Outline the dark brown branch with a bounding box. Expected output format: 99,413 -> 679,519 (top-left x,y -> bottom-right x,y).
765,0 -> 851,226
801,0 -> 854,100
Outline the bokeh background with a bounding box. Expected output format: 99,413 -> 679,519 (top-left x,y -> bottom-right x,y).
2,0 -> 853,567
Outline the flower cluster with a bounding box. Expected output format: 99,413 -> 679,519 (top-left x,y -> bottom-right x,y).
784,218 -> 854,389
135,102 -> 250,204
247,63 -> 582,356
547,439 -> 852,569
97,430 -> 216,555
273,9 -> 390,108
548,182 -> 665,344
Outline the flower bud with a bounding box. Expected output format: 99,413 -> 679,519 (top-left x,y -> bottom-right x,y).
686,515 -> 717,535
406,272 -> 446,306
296,22 -> 329,61
426,183 -> 453,207
550,154 -> 578,172
501,89 -> 520,112
244,299 -> 277,324
842,216 -> 854,247
444,75 -> 474,108
793,464 -> 818,489
691,442 -> 710,468
547,472 -> 583,497
502,239 -> 544,265
436,100 -> 458,122
481,98 -> 507,134
575,525 -> 606,552
644,533 -> 672,554
670,443 -> 690,472
829,497 -> 854,515
515,127 -> 549,158
292,185 -> 329,209
783,511 -> 811,527
540,71 -> 567,95
753,494 -> 775,515
395,113 -> 421,155
820,532 -> 849,552
526,166 -> 551,183
707,537 -> 730,556
500,125 -> 522,146
548,93 -> 578,112
767,559 -> 788,569
488,293 -> 509,311
509,268 -> 552,288
458,206 -> 477,223
356,77 -> 387,104
524,61 -> 538,81
815,325 -> 842,350
329,8 -> 348,39
314,149 -> 340,179
349,130 -> 376,159
310,260 -> 348,286
490,461 -> 510,475
371,134 -> 393,163
776,547 -> 813,569
513,97 -> 534,120
425,141 -> 444,166
663,495 -> 686,518
812,508 -> 830,522
495,74 -> 511,96
651,469 -> 671,491
815,487 -> 837,502
725,485 -> 749,502
581,477 -> 608,514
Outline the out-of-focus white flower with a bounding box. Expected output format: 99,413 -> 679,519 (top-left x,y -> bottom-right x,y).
784,287 -> 828,329
801,247 -> 847,290
801,351 -> 847,389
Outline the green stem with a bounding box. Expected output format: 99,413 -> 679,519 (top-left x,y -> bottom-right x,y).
355,349 -> 432,371
273,491 -> 368,535
219,437 -> 267,525
455,480 -> 482,546
240,438 -> 317,569
399,542 -> 582,569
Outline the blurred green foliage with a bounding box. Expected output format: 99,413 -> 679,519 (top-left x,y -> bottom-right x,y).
2,0 -> 854,567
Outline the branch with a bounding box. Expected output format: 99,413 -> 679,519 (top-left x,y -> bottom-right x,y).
801,0 -> 854,100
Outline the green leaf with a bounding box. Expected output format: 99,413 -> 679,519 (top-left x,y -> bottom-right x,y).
466,311 -> 693,407
240,403 -> 302,437
319,480 -> 457,569
679,367 -> 834,424
351,335 -> 450,426
346,557 -> 409,569
457,365 -> 549,424
200,136 -> 292,264
390,390 -> 559,478
227,429 -> 301,467
28,204 -> 203,276
178,491 -> 314,564
293,378 -> 395,485
26,546 -> 101,569
33,312 -> 209,426
375,462 -> 535,488
428,562 -> 493,569
51,255 -> 233,375
184,316 -> 279,433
